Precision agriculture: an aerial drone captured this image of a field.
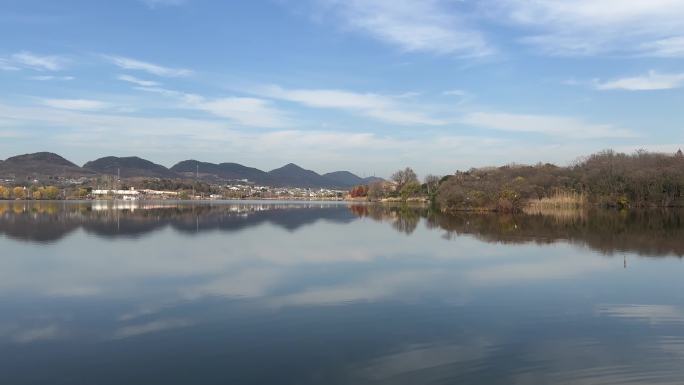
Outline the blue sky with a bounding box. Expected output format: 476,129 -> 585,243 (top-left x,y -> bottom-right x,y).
1,0 -> 683,177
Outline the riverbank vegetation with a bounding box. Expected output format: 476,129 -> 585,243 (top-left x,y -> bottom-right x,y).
349,167 -> 441,202
436,149 -> 684,212
0,185 -> 72,200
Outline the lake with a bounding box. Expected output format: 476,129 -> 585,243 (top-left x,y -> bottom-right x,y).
1,201 -> 684,384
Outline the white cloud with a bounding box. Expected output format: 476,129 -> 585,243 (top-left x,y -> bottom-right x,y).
595,71 -> 684,91
0,102 -> 512,175
262,85 -> 389,109
463,111 -> 635,139
0,51 -> 67,71
133,86 -> 187,98
117,74 -> 160,87
491,0 -> 684,56
29,75 -> 74,81
11,51 -> 67,71
194,97 -> 291,128
640,36 -> 684,57
313,0 -> 492,56
42,98 -> 110,111
127,85 -> 289,128
105,55 -> 192,77
255,85 -> 446,126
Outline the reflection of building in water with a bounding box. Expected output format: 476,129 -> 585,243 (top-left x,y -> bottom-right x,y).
92,188 -> 180,201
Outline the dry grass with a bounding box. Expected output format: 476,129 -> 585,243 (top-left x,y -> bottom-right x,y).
524,191 -> 588,221
527,190 -> 587,210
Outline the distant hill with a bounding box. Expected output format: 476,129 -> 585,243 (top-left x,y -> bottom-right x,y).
362,176 -> 385,184
0,152 -> 93,180
83,156 -> 177,178
322,171 -> 364,187
1,151 -> 385,188
268,163 -> 339,188
171,160 -> 274,184
173,161 -> 380,188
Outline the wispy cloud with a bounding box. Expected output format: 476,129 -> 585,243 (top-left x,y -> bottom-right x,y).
312,0 -> 492,57
42,98 -> 110,111
12,51 -> 67,70
491,0 -> 684,56
29,75 -> 74,81
117,74 -> 160,87
254,85 -> 446,126
194,97 -> 291,128
130,85 -> 290,128
595,71 -> 684,91
1,51 -> 67,71
0,102 -> 512,175
463,111 -> 635,139
105,55 -> 192,77
640,36 -> 684,58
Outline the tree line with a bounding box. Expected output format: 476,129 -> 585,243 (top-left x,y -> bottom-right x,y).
0,185 -> 93,200
349,167 -> 442,201
435,149 -> 684,212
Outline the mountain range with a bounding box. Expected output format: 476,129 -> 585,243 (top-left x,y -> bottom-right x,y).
0,152 -> 383,189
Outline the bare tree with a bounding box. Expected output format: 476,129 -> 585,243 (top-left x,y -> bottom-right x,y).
391,167 -> 418,189
367,181 -> 385,200
424,174 -> 441,195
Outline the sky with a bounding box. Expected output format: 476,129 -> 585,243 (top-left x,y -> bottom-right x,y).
1,0 -> 683,178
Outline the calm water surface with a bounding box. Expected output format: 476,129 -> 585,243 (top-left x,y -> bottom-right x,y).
1,201 -> 684,384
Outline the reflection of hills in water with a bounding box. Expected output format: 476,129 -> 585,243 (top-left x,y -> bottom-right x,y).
350,205 -> 684,258
0,201 -> 356,242
2,202 -> 684,257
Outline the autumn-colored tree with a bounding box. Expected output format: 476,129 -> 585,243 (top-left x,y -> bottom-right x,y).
44,186 -> 60,200
350,185 -> 368,198
78,188 -> 90,198
0,186 -> 9,200
12,187 -> 25,200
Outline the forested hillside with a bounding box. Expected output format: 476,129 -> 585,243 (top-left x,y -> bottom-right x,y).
436,150 -> 684,212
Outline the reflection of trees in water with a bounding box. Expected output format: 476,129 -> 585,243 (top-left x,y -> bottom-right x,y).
429,209 -> 684,257
349,204 -> 423,234
3,202 -> 684,257
348,205 -> 684,258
